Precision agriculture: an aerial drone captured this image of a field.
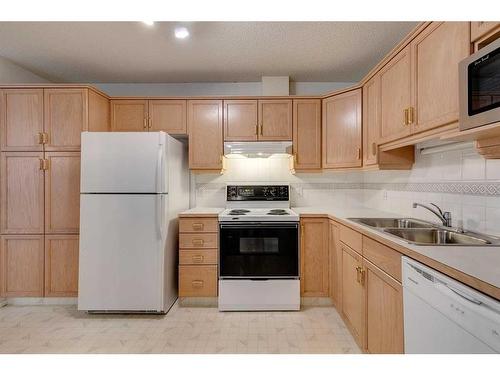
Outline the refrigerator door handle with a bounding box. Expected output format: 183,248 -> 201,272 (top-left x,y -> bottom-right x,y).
156,194 -> 166,241
156,144 -> 164,193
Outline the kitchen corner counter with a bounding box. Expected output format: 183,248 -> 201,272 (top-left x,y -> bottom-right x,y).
179,207 -> 225,217
293,206 -> 500,300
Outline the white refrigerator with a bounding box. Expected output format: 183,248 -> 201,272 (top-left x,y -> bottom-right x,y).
78,132 -> 189,313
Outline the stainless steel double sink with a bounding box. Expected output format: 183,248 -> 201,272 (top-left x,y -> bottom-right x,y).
347,217 -> 500,246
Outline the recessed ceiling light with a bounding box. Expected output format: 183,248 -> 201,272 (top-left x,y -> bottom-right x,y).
175,27 -> 190,39
142,21 -> 155,26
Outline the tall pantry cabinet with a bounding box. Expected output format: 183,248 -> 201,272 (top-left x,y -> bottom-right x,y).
0,87 -> 110,297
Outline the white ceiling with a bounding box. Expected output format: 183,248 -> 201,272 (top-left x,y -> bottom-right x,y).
0,22 -> 418,83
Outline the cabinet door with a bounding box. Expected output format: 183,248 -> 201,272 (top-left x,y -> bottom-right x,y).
329,220 -> 341,308
1,235 -> 44,297
188,100 -> 223,170
411,22 -> 470,134
363,76 -> 380,166
223,100 -> 258,141
45,235 -> 79,297
1,152 -> 44,234
322,89 -> 362,168
471,21 -> 500,42
300,218 -> 329,297
1,89 -> 44,151
364,259 -> 404,354
110,100 -> 148,131
44,88 -> 88,151
45,152 -> 80,234
379,45 -> 412,144
293,99 -> 321,170
149,100 -> 187,134
258,100 -> 292,141
341,244 -> 365,347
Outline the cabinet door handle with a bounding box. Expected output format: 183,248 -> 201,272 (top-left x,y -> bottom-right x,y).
143,118 -> 148,130
371,142 -> 377,156
192,255 -> 204,263
357,148 -> 361,160
255,124 -> 259,135
39,158 -> 44,170
360,268 -> 366,286
403,108 -> 408,126
259,124 -> 263,135
191,280 -> 204,288
408,107 -> 414,125
37,132 -> 44,145
192,239 -> 204,246
39,158 -> 49,171
356,266 -> 361,283
148,117 -> 152,129
192,223 -> 204,230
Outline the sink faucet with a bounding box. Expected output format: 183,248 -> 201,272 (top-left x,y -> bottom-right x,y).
412,202 -> 452,227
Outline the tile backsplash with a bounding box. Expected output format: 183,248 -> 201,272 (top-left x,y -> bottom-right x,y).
191,145 -> 500,236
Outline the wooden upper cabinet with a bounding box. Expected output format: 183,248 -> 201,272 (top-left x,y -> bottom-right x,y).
188,100 -> 223,170
411,22 -> 469,134
364,259 -> 404,354
44,89 -> 87,151
223,100 -> 258,141
363,76 -> 380,166
0,89 -> 44,151
1,152 -> 44,234
341,243 -> 365,347
258,99 -> 292,140
149,100 -> 187,134
322,89 -> 362,169
293,99 -> 321,170
88,90 -> 110,132
1,235 -> 44,297
300,218 -> 329,297
379,45 -> 412,144
111,99 -> 148,131
44,152 -> 81,234
471,21 -> 500,42
45,235 -> 79,297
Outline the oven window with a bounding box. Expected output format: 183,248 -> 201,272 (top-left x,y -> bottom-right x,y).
219,224 -> 299,278
468,47 -> 500,116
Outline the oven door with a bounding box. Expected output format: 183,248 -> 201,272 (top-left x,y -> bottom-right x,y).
219,222 -> 299,279
460,38 -> 500,130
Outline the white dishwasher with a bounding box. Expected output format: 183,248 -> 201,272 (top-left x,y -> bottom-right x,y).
402,256 -> 500,353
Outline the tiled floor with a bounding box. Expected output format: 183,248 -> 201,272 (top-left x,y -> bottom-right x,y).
0,302 -> 361,354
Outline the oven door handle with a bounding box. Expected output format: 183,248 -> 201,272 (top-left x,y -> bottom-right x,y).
220,223 -> 299,229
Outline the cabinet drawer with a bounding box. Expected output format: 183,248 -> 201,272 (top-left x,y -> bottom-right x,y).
179,249 -> 218,265
340,225 -> 362,254
179,218 -> 218,233
363,236 -> 402,282
179,233 -> 218,248
179,265 -> 217,297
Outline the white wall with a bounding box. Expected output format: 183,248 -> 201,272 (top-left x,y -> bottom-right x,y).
94,82 -> 354,97
192,146 -> 500,236
0,56 -> 51,83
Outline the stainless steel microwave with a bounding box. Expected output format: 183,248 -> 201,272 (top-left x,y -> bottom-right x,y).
459,37 -> 500,131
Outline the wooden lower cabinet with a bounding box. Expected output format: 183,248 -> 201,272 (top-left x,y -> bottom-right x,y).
178,216 -> 219,298
44,235 -> 79,297
0,235 -> 44,297
364,259 -> 404,353
300,218 -> 329,297
329,220 -> 341,308
340,243 -> 365,347
179,265 -> 217,297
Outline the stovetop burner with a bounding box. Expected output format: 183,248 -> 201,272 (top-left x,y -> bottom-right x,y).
228,209 -> 251,216
267,209 -> 289,216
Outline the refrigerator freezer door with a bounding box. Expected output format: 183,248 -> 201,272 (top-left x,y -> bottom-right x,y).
78,194 -> 167,311
81,132 -> 167,193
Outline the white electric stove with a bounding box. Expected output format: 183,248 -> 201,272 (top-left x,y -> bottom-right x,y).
218,185 -> 300,311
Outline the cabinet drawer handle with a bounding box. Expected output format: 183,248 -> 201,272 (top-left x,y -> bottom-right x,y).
192,239 -> 204,246
192,223 -> 204,230
192,255 -> 204,263
192,280 -> 204,288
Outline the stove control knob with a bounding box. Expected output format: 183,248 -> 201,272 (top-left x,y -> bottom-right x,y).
266,187 -> 277,197
279,186 -> 288,197
228,186 -> 238,198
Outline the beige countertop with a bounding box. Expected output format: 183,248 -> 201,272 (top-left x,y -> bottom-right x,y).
179,207 -> 224,217
293,206 -> 500,298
